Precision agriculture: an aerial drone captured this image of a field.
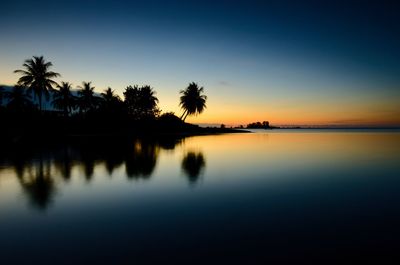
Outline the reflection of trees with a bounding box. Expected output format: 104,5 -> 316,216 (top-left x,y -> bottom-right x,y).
0,136 -> 186,211
54,147 -> 74,180
97,142 -> 124,176
17,158 -> 56,211
104,156 -> 124,176
81,154 -> 96,181
75,141 -> 103,180
13,158 -> 28,180
181,151 -> 206,185
156,137 -> 184,150
125,140 -> 159,179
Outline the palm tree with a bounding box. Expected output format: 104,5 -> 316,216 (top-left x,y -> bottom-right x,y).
77,81 -> 100,114
52,82 -> 76,117
123,85 -> 159,119
138,85 -> 159,118
5,85 -> 33,111
14,56 -> 60,111
101,87 -> 120,103
179,82 -> 207,121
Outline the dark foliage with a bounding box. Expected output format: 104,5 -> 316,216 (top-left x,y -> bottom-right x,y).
77,81 -> 102,114
14,56 -> 60,111
247,121 -> 270,129
52,82 -> 77,117
1,56 -> 223,141
123,85 -> 160,120
0,136 -> 186,210
179,82 -> 207,121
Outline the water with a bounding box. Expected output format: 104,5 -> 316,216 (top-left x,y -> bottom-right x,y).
0,130 -> 399,264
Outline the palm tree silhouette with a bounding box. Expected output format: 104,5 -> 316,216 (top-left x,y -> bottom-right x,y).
123,85 -> 159,119
5,85 -> 33,111
101,87 -> 121,109
138,85 -> 159,118
14,56 -> 60,112
179,82 -> 207,121
77,81 -> 100,114
101,87 -> 120,103
52,82 -> 76,117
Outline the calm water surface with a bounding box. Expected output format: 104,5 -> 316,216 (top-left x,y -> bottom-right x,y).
0,130 -> 399,264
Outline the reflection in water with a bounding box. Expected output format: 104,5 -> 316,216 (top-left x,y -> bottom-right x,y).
0,136 -> 187,210
17,158 -> 56,210
54,147 -> 73,180
181,151 -> 206,185
125,140 -> 159,179
0,131 -> 400,264
81,152 -> 96,181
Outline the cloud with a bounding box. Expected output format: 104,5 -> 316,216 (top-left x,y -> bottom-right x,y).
218,81 -> 230,86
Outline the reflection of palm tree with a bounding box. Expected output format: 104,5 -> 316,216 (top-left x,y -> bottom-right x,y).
18,158 -> 56,210
181,151 -> 206,184
103,152 -> 124,176
179,82 -> 207,121
5,85 -> 33,111
14,56 -> 60,111
125,140 -> 158,179
157,136 -> 184,150
80,154 -> 96,181
54,147 -> 74,180
12,157 -> 29,180
52,82 -> 76,117
104,158 -> 123,176
78,81 -> 100,114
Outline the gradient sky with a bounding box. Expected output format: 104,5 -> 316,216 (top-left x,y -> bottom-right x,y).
1,0 -> 400,126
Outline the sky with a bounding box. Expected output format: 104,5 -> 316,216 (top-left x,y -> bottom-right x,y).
1,0 -> 400,126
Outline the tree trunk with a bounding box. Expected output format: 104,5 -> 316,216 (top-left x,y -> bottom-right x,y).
183,112 -> 189,122
180,109 -> 187,120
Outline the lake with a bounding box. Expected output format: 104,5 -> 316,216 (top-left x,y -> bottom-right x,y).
0,130 -> 399,264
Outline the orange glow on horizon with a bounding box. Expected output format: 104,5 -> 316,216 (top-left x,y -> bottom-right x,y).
184,106 -> 400,127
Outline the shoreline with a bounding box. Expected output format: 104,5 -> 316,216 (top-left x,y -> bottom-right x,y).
0,127 -> 251,146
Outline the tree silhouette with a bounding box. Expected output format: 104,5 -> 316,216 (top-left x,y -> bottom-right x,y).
179,82 -> 207,121
77,81 -> 101,114
100,87 -> 123,115
14,56 -> 60,111
101,87 -> 120,104
123,85 -> 159,120
52,82 -> 76,117
247,121 -> 270,129
5,85 -> 34,111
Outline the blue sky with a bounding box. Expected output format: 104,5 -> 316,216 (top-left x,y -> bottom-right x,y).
1,0 -> 400,125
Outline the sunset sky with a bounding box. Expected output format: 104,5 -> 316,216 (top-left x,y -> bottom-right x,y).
1,0 -> 399,126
